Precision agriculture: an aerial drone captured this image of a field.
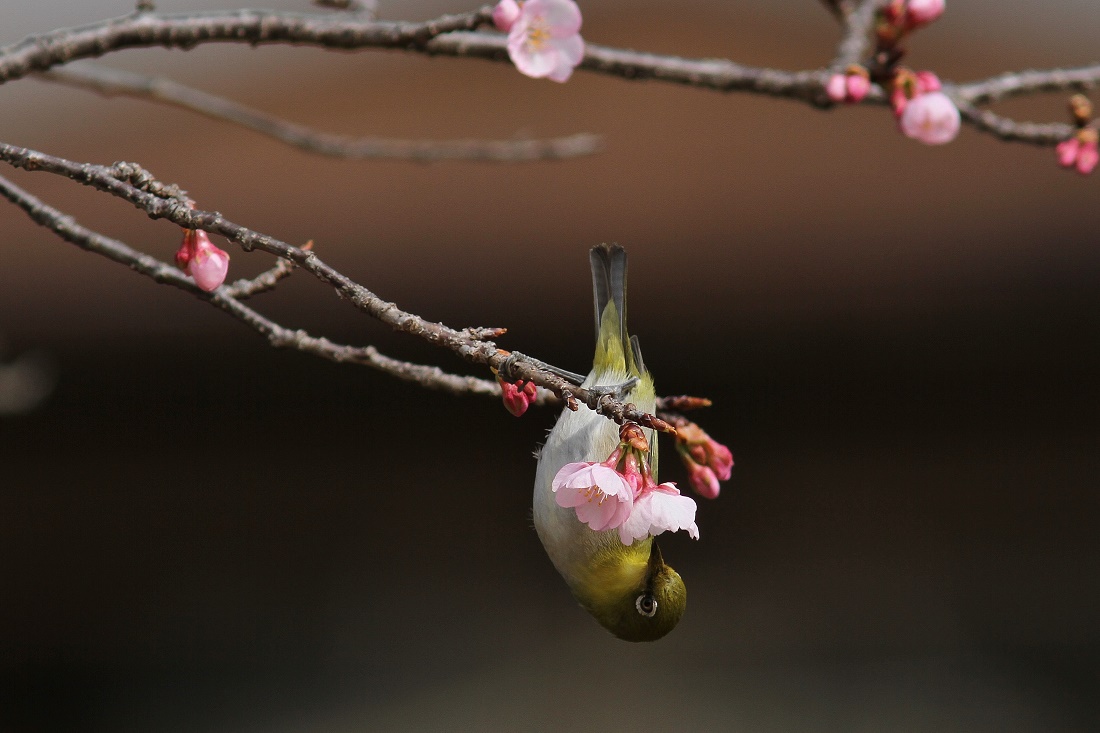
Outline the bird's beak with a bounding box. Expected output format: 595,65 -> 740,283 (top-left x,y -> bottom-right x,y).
648,540 -> 665,569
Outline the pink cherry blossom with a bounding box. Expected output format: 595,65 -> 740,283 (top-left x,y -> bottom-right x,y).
506,0 -> 585,83
492,0 -> 521,32
906,0 -> 946,27
618,484 -> 699,545
553,462 -> 634,531
899,91 -> 960,145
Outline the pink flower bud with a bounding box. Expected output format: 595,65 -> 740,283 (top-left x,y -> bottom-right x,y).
498,377 -> 533,416
705,439 -> 735,481
522,380 -> 538,401
899,91 -> 960,145
186,229 -> 230,291
826,74 -> 848,103
1056,137 -> 1082,168
687,462 -> 721,500
906,0 -> 945,28
828,69 -> 871,105
493,0 -> 521,32
846,74 -> 871,103
915,70 -> 942,93
1077,139 -> 1099,175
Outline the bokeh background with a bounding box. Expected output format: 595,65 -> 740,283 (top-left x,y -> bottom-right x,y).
1,1 -> 1098,730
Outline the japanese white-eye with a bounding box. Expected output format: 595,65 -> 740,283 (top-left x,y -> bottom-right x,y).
533,244 -> 687,642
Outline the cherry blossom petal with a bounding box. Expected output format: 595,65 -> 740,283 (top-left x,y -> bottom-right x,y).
552,461 -> 634,529
527,0 -> 582,36
508,33 -> 559,78
554,463 -> 631,498
574,491 -> 632,531
618,485 -> 699,544
546,35 -> 585,82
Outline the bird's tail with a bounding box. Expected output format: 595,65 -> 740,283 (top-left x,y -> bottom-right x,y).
590,244 -> 644,377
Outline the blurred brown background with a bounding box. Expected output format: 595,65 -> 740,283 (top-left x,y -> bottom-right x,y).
1,1 -> 1098,731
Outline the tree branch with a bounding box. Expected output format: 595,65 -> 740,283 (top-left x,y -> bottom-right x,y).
0,148 -> 675,433
38,63 -> 602,163
2,6 -> 1094,146
0,171 -> 520,398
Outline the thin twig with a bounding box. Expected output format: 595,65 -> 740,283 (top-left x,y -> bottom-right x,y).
830,0 -> 879,71
955,65 -> 1100,106
222,251 -> 300,300
39,64 -> 602,163
953,99 -> 1073,144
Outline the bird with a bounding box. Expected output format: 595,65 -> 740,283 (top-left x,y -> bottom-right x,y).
532,244 -> 695,642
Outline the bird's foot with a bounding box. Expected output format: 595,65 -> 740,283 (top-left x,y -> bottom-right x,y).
503,351 -> 587,385
587,377 -> 639,401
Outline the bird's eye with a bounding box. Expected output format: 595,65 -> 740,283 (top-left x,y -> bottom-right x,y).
635,593 -> 657,617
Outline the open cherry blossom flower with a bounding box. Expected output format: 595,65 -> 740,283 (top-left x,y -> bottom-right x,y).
618,483 -> 700,545
553,461 -> 634,531
553,426 -> 708,543
504,0 -> 585,83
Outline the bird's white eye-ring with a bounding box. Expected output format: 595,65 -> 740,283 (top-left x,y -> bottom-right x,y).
635,593 -> 657,617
